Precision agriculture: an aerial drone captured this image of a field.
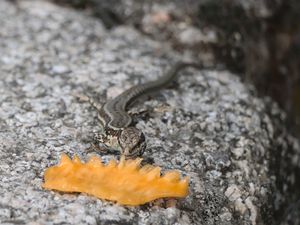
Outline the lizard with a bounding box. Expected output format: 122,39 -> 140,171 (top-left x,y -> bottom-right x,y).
90,62 -> 205,158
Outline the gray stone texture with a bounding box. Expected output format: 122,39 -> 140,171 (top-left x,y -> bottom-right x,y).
0,1 -> 299,224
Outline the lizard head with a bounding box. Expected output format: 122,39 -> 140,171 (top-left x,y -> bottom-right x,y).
118,127 -> 146,158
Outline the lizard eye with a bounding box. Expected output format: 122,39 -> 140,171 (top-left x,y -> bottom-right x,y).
118,127 -> 146,157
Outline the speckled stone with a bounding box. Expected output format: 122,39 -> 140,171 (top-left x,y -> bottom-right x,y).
0,1 -> 299,225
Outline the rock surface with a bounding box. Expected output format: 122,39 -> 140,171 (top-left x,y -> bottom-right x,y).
0,1 -> 299,225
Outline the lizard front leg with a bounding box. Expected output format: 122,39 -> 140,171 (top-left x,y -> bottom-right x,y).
75,94 -> 120,155
89,132 -> 120,155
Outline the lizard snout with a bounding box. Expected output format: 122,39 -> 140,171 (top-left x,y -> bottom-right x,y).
118,127 -> 146,158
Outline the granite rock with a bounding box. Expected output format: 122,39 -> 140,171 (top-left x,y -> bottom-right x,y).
0,1 -> 299,225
